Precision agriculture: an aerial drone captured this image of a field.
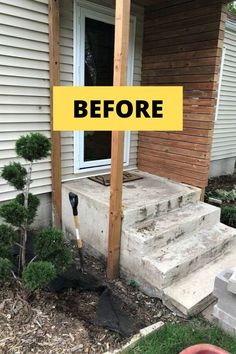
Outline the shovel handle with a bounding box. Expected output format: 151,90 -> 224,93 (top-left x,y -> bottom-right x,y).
74,215 -> 80,229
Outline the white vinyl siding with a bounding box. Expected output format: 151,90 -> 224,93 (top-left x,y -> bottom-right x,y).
211,20 -> 236,161
59,0 -> 144,181
0,0 -> 51,202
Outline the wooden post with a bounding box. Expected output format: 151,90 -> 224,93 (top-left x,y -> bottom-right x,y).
107,0 -> 131,280
48,0 -> 62,228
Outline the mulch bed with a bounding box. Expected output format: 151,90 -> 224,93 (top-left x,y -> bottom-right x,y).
206,173 -> 236,193
0,252 -> 182,354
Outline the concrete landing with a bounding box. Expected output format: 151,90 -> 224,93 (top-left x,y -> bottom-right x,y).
62,170 -> 236,317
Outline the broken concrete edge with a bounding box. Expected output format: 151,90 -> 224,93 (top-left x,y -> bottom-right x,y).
103,321 -> 165,354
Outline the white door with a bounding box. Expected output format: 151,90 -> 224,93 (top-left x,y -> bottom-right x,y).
74,1 -> 135,173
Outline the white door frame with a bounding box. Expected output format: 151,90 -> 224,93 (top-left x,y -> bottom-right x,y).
73,0 -> 136,173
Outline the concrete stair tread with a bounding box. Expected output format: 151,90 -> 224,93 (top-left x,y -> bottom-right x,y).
141,223 -> 236,289
163,242 -> 236,316
144,223 -> 236,274
136,202 -> 220,239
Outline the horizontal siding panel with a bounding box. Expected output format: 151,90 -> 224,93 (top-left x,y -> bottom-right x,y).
0,0 -> 48,14
0,122 -> 50,132
0,114 -> 50,123
0,56 -> 49,70
0,45 -> 49,61
0,13 -> 48,33
0,105 -> 50,114
0,96 -> 50,105
0,24 -> 49,43
0,87 -> 50,96
0,3 -> 48,23
0,35 -> 49,52
211,20 -> 236,162
0,0 -> 51,201
0,76 -> 50,88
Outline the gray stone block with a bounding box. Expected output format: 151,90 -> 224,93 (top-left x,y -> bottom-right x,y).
213,269 -> 236,335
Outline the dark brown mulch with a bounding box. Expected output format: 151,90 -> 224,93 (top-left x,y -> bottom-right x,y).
206,173 -> 236,193
0,252 -> 181,354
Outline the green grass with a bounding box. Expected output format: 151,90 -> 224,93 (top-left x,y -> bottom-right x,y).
127,319 -> 236,354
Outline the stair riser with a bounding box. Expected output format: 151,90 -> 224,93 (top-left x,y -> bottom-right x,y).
123,208 -> 220,256
142,237 -> 236,290
122,190 -> 201,229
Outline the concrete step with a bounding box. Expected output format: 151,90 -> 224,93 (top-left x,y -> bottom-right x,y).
141,223 -> 236,290
122,182 -> 201,229
163,237 -> 236,317
123,202 -> 220,255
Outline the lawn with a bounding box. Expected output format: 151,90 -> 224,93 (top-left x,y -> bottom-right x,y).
127,319 -> 236,354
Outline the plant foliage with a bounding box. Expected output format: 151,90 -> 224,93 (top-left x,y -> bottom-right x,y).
0,133 -> 71,290
23,261 -> 57,290
221,206 -> 236,228
34,228 -> 72,273
0,201 -> 27,227
0,224 -> 17,259
16,193 -> 40,225
228,1 -> 236,15
0,258 -> 12,284
1,162 -> 27,190
16,133 -> 51,162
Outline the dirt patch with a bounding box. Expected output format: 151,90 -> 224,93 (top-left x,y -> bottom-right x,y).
207,173 -> 236,193
0,253 -> 180,354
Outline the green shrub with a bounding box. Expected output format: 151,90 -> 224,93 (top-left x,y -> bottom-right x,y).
34,227 -> 72,273
228,1 -> 236,15
1,162 -> 27,190
221,206 -> 236,228
16,133 -> 51,162
23,261 -> 57,290
0,258 -> 12,284
16,193 -> 40,225
0,224 -> 17,258
44,248 -> 73,273
0,200 -> 27,227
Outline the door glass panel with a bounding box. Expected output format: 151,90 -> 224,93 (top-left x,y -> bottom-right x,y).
84,18 -> 114,164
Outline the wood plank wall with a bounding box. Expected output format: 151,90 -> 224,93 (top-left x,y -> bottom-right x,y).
138,0 -> 227,188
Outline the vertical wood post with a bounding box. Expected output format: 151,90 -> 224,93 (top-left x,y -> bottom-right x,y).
48,0 -> 62,228
107,0 -> 131,280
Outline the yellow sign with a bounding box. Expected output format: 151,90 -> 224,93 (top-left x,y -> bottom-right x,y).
53,86 -> 183,131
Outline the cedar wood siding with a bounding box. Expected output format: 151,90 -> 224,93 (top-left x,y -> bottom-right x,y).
138,0 -> 227,188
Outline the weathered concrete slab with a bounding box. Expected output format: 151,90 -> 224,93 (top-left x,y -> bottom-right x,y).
62,170 -> 200,257
124,202 -> 220,255
142,223 -> 236,289
163,249 -> 236,316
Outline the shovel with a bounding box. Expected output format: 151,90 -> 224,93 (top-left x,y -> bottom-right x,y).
69,192 -> 84,271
